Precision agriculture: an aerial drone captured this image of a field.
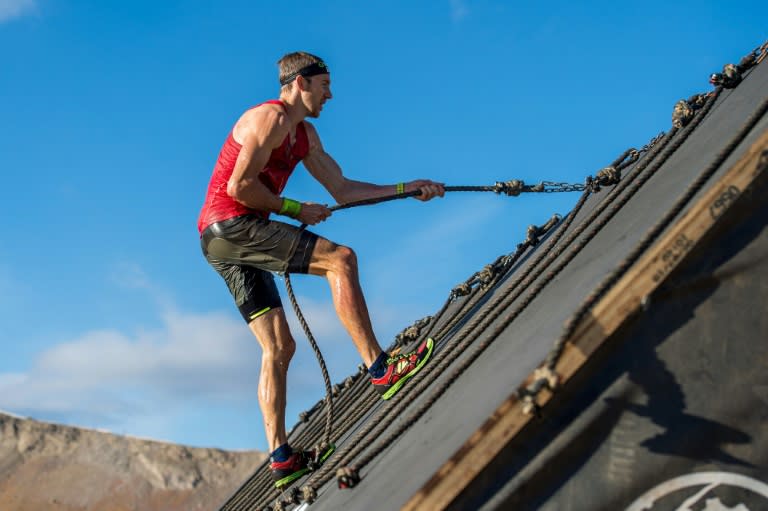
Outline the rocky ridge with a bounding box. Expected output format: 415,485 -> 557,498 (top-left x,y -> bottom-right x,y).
0,411 -> 265,511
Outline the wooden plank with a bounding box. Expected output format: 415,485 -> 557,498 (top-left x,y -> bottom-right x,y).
401,128 -> 768,511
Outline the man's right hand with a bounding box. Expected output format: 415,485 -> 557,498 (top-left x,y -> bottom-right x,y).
298,202 -> 332,225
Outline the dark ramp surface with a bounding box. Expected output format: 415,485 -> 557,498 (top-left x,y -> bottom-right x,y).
219,43 -> 768,511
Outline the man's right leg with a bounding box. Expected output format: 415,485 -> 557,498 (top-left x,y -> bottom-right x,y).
247,307 -> 295,453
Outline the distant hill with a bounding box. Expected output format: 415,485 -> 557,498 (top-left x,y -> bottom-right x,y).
0,411 -> 265,511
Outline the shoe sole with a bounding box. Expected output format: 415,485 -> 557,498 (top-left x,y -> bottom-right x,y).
274,443 -> 336,489
381,337 -> 435,401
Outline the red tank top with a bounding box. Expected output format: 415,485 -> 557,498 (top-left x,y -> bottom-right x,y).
197,100 -> 309,233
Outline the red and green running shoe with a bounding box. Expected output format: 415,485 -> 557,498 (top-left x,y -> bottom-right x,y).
271,444 -> 335,489
372,337 -> 435,400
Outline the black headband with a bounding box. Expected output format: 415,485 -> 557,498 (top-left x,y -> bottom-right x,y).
280,61 -> 330,86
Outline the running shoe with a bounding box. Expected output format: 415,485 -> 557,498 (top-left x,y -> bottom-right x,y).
372,337 -> 435,400
271,444 -> 335,489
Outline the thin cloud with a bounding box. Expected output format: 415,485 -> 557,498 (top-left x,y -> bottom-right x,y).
0,0 -> 36,23
0,264 -> 354,444
0,309 -> 260,418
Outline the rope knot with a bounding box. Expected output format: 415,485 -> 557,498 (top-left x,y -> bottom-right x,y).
478,264 -> 496,286
518,367 -> 560,416
494,179 -> 525,196
337,466 -> 361,489
596,166 -> 620,186
709,63 -> 742,88
402,324 -> 422,339
672,93 -> 709,129
533,367 -> 560,390
288,487 -> 302,504
301,485 -> 318,503
450,282 -> 473,300
525,225 -> 542,246
395,317 -> 431,347
672,98 -> 695,129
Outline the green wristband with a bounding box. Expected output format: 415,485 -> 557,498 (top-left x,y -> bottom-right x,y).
279,198 -> 302,219
396,182 -> 405,194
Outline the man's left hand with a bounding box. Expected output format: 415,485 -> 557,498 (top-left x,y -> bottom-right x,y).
406,179 -> 445,201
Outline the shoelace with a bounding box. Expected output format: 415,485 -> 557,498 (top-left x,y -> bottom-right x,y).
385,352 -> 413,366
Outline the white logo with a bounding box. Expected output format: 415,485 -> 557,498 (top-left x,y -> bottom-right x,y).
626,472 -> 768,511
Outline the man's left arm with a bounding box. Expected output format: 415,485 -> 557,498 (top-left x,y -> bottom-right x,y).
302,122 -> 445,204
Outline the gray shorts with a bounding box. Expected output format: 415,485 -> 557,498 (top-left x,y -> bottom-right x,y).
201,215 -> 318,322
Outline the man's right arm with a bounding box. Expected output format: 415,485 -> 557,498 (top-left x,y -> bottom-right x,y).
226,108 -> 330,225
226,107 -> 289,213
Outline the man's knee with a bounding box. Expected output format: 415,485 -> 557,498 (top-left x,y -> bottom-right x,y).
264,336 -> 296,363
248,310 -> 297,362
332,245 -> 358,275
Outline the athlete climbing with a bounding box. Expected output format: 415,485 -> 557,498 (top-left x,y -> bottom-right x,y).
197,51 -> 444,489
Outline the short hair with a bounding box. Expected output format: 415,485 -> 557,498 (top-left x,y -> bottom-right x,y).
277,51 -> 326,91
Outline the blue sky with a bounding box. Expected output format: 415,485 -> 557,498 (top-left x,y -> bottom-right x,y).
0,0 -> 764,451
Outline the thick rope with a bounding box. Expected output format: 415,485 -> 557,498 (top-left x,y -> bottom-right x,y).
283,273 -> 334,449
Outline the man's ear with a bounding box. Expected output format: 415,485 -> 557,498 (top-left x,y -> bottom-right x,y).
296,75 -> 309,92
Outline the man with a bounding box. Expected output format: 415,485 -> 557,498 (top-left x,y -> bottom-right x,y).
198,51 -> 445,489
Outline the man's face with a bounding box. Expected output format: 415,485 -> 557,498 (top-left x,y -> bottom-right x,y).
302,74 -> 332,118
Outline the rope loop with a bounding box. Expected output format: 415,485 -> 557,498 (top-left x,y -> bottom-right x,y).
337,466 -> 361,489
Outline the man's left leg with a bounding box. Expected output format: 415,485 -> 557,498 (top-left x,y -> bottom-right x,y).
306,237 -> 435,400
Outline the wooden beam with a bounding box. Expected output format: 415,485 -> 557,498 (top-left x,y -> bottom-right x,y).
402,127 -> 768,511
